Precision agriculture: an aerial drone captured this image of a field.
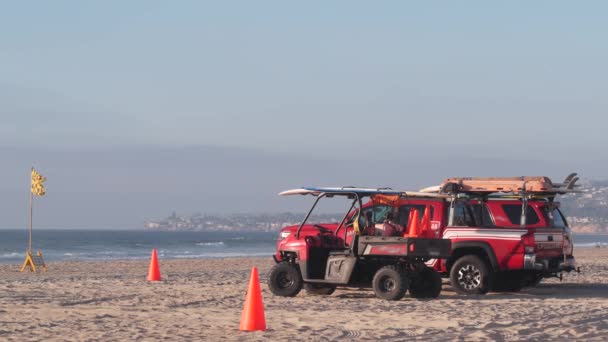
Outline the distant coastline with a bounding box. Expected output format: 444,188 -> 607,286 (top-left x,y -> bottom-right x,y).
143,212 -> 607,234
144,180 -> 608,234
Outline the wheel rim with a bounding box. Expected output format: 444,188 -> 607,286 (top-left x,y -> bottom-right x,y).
379,275 -> 396,293
457,264 -> 481,290
277,271 -> 294,289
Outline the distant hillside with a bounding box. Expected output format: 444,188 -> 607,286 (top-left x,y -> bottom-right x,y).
561,180 -> 608,233
145,181 -> 608,233
144,212 -> 343,232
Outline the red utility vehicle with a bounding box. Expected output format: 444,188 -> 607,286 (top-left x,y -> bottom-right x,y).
272,174 -> 580,296
269,187 -> 451,301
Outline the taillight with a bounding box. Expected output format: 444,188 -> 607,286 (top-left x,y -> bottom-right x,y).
522,233 -> 535,254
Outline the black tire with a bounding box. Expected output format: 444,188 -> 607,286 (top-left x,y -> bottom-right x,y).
449,255 -> 491,295
492,272 -> 524,292
268,262 -> 303,297
372,265 -> 409,301
522,273 -> 543,287
304,283 -> 336,296
409,267 -> 442,298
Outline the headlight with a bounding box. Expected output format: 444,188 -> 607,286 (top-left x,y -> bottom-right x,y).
280,231 -> 291,240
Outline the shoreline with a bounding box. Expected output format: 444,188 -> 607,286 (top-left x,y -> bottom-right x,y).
3,245 -> 608,265
0,253 -> 272,266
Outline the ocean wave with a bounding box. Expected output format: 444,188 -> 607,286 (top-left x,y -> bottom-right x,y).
574,242 -> 608,248
0,252 -> 21,259
170,252 -> 271,258
195,241 -> 225,247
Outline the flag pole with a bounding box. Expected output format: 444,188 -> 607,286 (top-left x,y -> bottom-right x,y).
29,167 -> 33,253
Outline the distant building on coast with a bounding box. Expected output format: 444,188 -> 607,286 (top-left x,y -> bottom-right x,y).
144,212 -> 342,232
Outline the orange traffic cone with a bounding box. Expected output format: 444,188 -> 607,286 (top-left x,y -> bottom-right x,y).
407,209 -> 420,237
404,210 -> 413,237
240,267 -> 266,331
147,248 -> 161,281
420,206 -> 431,237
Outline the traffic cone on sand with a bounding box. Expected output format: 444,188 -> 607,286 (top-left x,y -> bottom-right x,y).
240,267 -> 266,331
405,209 -> 420,237
147,248 -> 161,281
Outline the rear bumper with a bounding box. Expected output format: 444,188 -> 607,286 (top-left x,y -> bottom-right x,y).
523,254 -> 577,272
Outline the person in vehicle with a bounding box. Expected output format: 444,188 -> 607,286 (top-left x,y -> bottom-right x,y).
374,211 -> 404,237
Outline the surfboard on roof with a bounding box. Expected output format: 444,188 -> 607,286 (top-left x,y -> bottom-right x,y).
278,187 -> 448,198
419,173 -> 581,195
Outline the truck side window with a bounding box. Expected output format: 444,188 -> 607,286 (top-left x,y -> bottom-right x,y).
502,204 -> 540,225
453,203 -> 475,226
471,203 -> 495,227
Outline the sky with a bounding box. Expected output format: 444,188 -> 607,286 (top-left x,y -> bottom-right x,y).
1,2 -> 607,228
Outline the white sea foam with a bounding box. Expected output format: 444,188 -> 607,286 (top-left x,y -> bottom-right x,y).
0,252 -> 20,258
574,242 -> 608,248
195,241 -> 225,247
171,252 -> 270,258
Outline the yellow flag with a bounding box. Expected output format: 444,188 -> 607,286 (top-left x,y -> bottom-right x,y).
31,168 -> 46,196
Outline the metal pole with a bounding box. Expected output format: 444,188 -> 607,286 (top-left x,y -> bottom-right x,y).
520,181 -> 527,228
296,193 -> 326,239
29,186 -> 33,253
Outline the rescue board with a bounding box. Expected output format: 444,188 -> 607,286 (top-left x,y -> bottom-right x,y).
279,187 -> 448,198
420,173 -> 581,195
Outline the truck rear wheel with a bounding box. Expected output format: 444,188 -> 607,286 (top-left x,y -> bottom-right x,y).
409,267 -> 442,298
268,262 -> 303,297
450,255 -> 491,295
304,283 -> 336,296
372,265 -> 409,301
492,272 -> 524,292
522,273 -> 543,287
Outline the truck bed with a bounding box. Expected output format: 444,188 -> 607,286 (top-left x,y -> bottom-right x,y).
358,236 -> 451,259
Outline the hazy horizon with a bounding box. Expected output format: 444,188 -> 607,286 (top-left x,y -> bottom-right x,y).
0,144 -> 602,229
1,2 -> 607,228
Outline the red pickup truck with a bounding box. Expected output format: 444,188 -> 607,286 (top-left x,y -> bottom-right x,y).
366,196 -> 577,294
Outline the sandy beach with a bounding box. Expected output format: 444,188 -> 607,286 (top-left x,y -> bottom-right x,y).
1,248 -> 607,341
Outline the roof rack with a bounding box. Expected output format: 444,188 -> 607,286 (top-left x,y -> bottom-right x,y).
420,173 -> 582,197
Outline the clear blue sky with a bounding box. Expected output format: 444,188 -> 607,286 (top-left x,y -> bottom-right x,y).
1,2 -> 607,228
2,1 -> 606,158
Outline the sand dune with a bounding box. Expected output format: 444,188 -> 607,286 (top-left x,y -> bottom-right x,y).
1,249 -> 607,341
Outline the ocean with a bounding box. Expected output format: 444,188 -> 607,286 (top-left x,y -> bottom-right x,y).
1,230 -> 607,264
0,230 -> 278,264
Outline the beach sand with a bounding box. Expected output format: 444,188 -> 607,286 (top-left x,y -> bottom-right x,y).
1,249 -> 607,341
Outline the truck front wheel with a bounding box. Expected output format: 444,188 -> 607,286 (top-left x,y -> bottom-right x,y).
409,267 -> 442,298
450,255 -> 491,295
268,262 -> 303,297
